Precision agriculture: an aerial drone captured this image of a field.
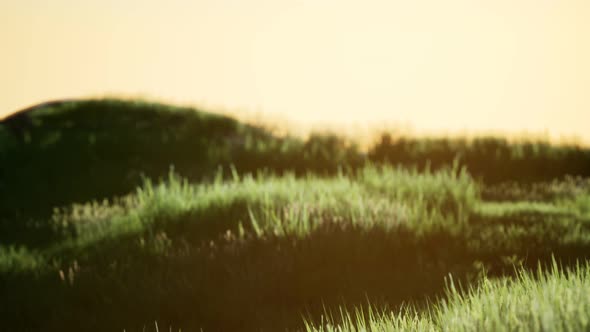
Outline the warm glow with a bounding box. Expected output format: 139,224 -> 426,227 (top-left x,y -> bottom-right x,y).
2,0 -> 589,142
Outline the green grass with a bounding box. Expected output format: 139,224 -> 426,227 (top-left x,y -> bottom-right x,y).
369,134 -> 590,184
0,245 -> 44,274
2,165 -> 590,330
305,259 -> 590,332
2,98 -> 590,221
2,98 -> 590,331
62,163 -> 476,244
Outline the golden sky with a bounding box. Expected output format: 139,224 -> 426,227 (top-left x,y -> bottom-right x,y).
1,0 -> 589,142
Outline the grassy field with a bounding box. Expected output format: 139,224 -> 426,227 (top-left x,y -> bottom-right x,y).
1,99 -> 590,331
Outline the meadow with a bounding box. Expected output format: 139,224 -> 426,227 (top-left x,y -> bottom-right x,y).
1,99 -> 590,331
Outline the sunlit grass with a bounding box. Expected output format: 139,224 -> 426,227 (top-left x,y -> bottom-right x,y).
305,259 -> 590,332
0,163 -> 587,330
48,164 -> 477,248
0,246 -> 44,273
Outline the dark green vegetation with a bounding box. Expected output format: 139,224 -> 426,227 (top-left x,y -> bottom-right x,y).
1,99 -> 590,331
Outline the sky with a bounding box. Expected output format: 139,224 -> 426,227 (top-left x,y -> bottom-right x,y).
1,0 -> 589,142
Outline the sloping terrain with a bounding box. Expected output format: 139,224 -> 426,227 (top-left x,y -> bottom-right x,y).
1,99 -> 590,331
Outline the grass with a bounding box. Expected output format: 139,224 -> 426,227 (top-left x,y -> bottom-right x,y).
0,245 -> 44,274
369,134 -> 590,184
305,259 -> 590,332
1,98 -> 590,331
2,98 -> 590,220
4,160 -> 478,249
2,165 -> 590,331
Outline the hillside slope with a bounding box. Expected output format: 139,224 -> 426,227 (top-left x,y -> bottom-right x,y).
0,99 -> 310,218
2,98 -> 589,218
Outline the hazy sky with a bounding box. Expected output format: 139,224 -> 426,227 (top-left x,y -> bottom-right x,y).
2,0 -> 589,142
